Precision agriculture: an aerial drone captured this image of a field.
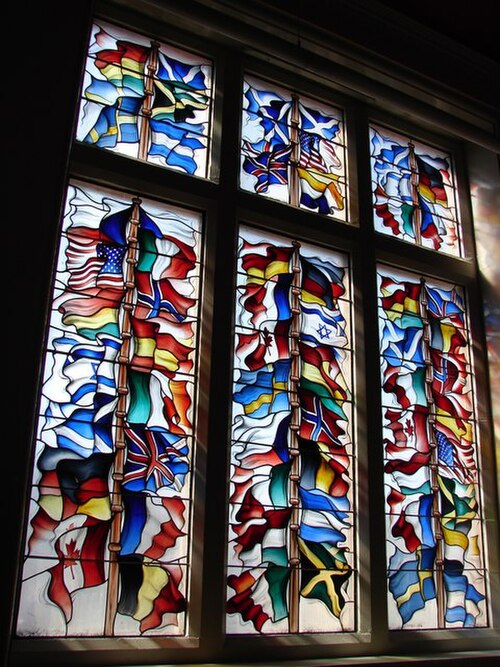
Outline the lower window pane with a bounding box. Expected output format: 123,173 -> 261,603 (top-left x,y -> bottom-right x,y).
378,265 -> 488,630
16,181 -> 202,637
226,226 -> 355,634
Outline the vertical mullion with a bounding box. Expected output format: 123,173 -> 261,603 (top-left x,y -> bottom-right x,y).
198,47 -> 242,656
351,103 -> 389,646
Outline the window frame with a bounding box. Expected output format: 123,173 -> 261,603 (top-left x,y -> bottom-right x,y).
8,0 -> 500,664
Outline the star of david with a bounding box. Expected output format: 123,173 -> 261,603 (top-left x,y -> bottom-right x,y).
317,324 -> 331,340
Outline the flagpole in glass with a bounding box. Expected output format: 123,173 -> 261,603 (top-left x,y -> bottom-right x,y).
288,240 -> 302,632
286,96 -> 301,632
104,198 -> 142,635
138,42 -> 159,161
410,141 -> 446,626
418,277 -> 446,628
104,45 -> 160,634
289,94 -> 300,208
408,142 -> 422,247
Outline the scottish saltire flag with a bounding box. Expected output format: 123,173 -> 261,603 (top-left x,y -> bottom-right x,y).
227,226 -> 353,634
241,76 -> 346,218
378,267 -> 486,629
370,125 -> 461,255
76,21 -> 213,176
17,182 -> 202,638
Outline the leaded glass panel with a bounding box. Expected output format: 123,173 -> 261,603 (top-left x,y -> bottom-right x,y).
226,226 -> 355,634
378,266 -> 487,629
76,21 -> 213,177
17,181 -> 203,637
240,76 -> 347,219
370,125 -> 461,255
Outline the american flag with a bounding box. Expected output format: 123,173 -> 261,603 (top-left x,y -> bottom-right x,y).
435,428 -> 475,484
65,232 -> 108,292
96,242 -> 126,287
299,131 -> 340,173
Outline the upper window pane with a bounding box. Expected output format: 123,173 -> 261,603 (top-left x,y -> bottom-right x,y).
241,75 -> 347,220
76,21 -> 213,177
370,124 -> 462,256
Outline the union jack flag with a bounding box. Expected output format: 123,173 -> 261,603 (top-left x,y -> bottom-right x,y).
242,139 -> 292,193
425,284 -> 464,322
123,425 -> 189,493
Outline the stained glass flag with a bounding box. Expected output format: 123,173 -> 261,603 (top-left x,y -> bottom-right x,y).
378,267 -> 487,629
227,226 -> 354,634
370,125 -> 461,255
77,21 -> 213,177
17,181 -> 202,637
241,76 -> 347,219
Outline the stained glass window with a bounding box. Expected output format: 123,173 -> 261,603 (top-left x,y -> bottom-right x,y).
17,181 -> 202,637
226,226 -> 354,634
378,266 -> 487,629
76,21 -> 213,177
240,76 -> 347,219
370,124 -> 461,255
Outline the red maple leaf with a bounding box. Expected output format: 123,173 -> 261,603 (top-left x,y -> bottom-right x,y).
262,326 -> 273,348
63,538 -> 81,580
404,418 -> 414,436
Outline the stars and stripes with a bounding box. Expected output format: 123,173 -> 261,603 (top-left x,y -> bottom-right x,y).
299,130 -> 341,173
